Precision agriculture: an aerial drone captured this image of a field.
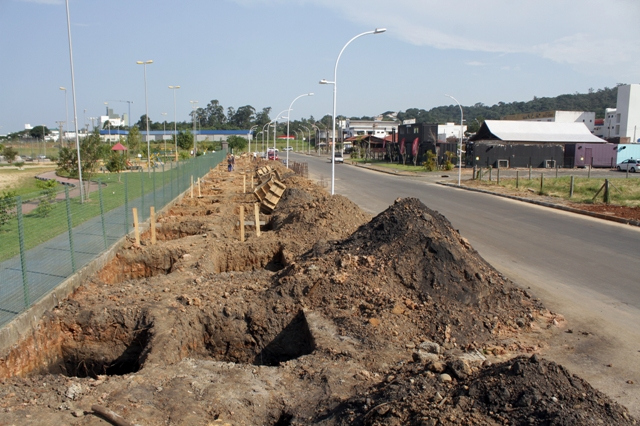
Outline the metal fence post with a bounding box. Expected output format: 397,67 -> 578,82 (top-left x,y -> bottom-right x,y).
153,165 -> 157,211
140,168 -> 145,222
162,163 -> 166,206
16,196 -> 30,308
98,179 -> 107,249
124,172 -> 129,236
569,176 -> 574,198
516,170 -> 519,188
64,186 -> 76,273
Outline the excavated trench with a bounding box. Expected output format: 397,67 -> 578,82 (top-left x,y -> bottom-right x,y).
52,326 -> 151,378
190,309 -> 316,367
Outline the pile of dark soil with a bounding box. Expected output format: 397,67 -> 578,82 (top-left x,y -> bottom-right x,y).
271,197 -> 542,353
324,355 -> 636,426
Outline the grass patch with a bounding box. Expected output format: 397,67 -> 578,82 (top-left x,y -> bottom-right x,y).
349,158 -> 432,173
0,167 -> 59,197
473,176 -> 640,207
0,154 -> 224,262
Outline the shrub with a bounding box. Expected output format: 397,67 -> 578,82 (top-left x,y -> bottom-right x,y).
0,190 -> 17,228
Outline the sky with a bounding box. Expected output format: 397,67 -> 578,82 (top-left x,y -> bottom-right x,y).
1,0 -> 639,134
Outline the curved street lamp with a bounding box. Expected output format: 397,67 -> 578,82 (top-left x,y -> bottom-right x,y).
301,125 -> 311,154
445,94 -> 464,186
320,28 -> 386,195
249,125 -> 258,153
136,60 -> 153,172
286,93 -> 313,168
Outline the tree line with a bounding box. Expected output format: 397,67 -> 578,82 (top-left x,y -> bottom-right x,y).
1,86 -> 621,142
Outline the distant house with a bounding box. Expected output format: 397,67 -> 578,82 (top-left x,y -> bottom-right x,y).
468,120 -> 607,168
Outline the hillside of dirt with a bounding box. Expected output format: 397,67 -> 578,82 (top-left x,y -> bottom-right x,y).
0,156 -> 636,425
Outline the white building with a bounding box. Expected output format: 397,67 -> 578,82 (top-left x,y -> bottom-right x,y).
503,110 -> 596,132
603,84 -> 640,142
438,122 -> 467,142
342,119 -> 399,139
99,108 -> 126,130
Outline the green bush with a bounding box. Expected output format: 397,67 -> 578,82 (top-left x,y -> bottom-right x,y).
423,151 -> 437,171
0,190 -> 17,229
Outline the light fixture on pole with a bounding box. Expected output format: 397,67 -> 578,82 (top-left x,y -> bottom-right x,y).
168,85 -> 180,161
190,100 -> 198,156
320,28 -> 386,195
445,94 -> 464,186
286,93 -> 313,169
59,87 -> 68,146
136,60 -> 153,173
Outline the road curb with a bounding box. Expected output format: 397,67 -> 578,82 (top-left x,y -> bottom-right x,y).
437,182 -> 640,228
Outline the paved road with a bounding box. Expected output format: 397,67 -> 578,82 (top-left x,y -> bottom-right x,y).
291,152 -> 640,416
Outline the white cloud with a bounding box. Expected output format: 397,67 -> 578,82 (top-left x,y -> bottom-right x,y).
230,0 -> 640,71
16,0 -> 63,4
466,61 -> 485,67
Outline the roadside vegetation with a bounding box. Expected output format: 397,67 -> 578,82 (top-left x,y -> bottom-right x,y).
470,175 -> 640,207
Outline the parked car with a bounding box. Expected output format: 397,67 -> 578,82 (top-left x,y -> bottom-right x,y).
616,158 -> 640,172
328,152 -> 344,163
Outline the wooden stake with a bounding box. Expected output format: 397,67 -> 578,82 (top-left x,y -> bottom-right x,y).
197,178 -> 202,197
239,206 -> 245,242
132,207 -> 140,245
150,206 -> 156,245
254,203 -> 261,237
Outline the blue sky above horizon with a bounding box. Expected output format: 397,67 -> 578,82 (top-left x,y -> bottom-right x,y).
1,0 -> 639,134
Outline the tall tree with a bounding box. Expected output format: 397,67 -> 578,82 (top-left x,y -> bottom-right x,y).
205,99 -> 226,128
29,125 -> 49,139
56,129 -> 103,199
229,105 -> 256,129
126,126 -> 141,154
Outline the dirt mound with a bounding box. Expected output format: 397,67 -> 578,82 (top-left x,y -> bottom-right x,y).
326,355 -> 635,425
270,197 -> 542,354
0,156 -> 635,425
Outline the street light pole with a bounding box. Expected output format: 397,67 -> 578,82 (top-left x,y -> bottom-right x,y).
249,125 -> 258,153
262,121 -> 271,154
168,86 -> 180,161
136,60 -> 153,173
59,87 -> 68,147
286,93 -> 313,169
104,102 -> 111,143
190,100 -> 198,156
445,94 -> 464,186
301,125 -> 311,154
320,28 -> 386,195
64,0 -> 83,202
161,112 -> 167,159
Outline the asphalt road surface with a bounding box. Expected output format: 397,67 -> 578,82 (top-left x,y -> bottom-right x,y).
291,152 -> 640,416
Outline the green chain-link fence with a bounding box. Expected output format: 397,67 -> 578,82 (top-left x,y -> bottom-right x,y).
0,152 -> 224,327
